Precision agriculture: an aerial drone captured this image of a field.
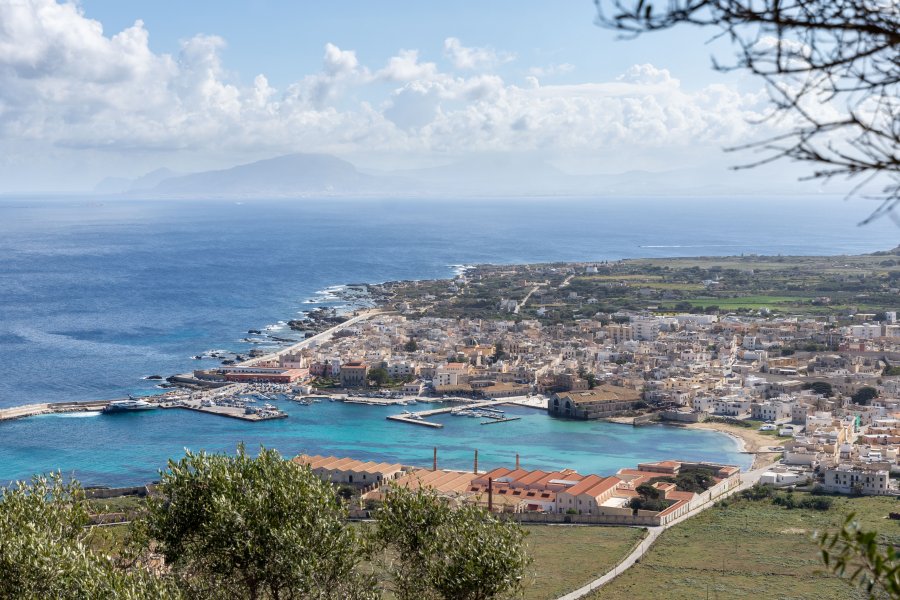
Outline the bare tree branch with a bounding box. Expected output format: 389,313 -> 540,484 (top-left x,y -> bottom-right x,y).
595,0 -> 900,224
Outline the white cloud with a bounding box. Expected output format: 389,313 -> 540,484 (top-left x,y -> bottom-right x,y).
0,0 -> 778,185
527,63 -> 575,78
443,37 -> 515,70
375,49 -> 437,82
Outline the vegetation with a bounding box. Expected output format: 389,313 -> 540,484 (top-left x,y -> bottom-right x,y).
820,514 -> 900,599
376,250 -> 900,324
853,387 -> 880,406
595,0 -> 900,224
658,468 -> 716,494
0,474 -> 179,599
3,449 -> 536,600
142,445 -> 375,600
630,483 -> 672,512
520,526 -> 644,600
372,486 -> 530,600
591,493 -> 898,599
804,381 -> 834,397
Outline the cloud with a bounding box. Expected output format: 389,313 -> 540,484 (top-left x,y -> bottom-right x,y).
0,0 -> 775,172
527,63 -> 575,78
375,49 -> 437,82
443,37 -> 515,70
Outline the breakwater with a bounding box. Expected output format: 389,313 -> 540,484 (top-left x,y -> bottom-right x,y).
0,400 -> 112,422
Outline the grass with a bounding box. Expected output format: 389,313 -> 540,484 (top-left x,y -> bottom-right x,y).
521,525 -> 645,600
86,494 -> 146,515
671,296 -> 806,309
588,493 -> 900,600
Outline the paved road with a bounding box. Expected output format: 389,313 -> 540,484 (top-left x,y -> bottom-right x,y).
241,309 -> 384,366
556,462 -> 776,600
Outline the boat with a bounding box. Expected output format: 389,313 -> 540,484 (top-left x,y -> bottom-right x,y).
102,398 -> 156,413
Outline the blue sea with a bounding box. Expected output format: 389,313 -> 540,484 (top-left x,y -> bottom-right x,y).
0,196 -> 896,485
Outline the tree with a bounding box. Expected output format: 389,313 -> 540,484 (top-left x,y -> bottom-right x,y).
493,341 -> 507,361
141,445 -> 375,600
595,0 -> 900,224
802,381 -> 834,397
373,486 -> 531,600
0,474 -> 178,599
852,386 -> 879,405
404,339 -> 418,353
585,373 -> 598,389
819,514 -> 900,599
368,367 -> 391,387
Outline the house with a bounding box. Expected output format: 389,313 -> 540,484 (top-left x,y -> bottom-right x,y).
292,454 -> 406,487
549,385 -> 643,419
339,361 -> 369,388
822,464 -> 894,495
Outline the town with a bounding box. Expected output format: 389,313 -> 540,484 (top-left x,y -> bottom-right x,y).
169,249 -> 900,500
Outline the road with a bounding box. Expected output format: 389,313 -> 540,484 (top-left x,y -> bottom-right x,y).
513,284 -> 544,314
241,308 -> 384,366
556,462 -> 777,600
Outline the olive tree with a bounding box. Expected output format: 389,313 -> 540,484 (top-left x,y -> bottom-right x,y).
819,513 -> 900,599
141,445 -> 375,600
373,485 -> 531,600
0,474 -> 178,600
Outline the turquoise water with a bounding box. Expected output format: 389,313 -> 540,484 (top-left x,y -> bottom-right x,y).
1,195 -> 894,485
1,401 -> 750,486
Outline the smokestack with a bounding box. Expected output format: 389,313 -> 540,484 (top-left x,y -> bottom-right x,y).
515,453 -> 520,470
433,447 -> 438,471
474,449 -> 478,474
488,477 -> 493,513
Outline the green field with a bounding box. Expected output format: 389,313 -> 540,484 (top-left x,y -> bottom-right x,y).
522,525 -> 645,600
667,295 -> 805,309
589,494 -> 900,600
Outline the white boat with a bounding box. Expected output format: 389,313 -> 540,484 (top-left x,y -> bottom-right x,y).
102,398 -> 156,413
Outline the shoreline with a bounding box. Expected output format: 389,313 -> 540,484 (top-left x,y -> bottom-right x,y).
680,421 -> 781,470
604,417 -> 770,471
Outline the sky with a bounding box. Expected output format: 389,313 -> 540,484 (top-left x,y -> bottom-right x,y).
0,0 -> 828,193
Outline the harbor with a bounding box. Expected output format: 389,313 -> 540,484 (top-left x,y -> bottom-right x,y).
385,396 -> 545,429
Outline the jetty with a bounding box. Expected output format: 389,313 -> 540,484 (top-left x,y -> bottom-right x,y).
386,399 -> 514,429
0,400 -> 112,422
161,401 -> 287,422
386,414 -> 444,428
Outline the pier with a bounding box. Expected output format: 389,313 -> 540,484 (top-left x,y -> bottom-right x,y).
0,400 -> 112,422
161,401 -> 287,422
386,414 -> 444,428
385,398 -> 530,429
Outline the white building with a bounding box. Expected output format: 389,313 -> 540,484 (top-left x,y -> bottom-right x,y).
822,465 -> 893,495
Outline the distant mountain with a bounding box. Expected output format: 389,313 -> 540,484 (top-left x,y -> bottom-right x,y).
150,153 -> 382,196
92,152 -> 829,199
93,168 -> 183,194
129,168 -> 180,192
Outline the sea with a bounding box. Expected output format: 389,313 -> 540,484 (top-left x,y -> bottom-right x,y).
0,195 -> 897,486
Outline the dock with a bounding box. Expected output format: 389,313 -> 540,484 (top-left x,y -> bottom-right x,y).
386,414 -> 444,428
385,399 -> 511,429
160,399 -> 287,422
0,400 -> 113,422
481,417 -> 521,425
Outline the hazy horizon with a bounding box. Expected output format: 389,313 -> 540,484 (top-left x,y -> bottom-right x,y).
0,0 -> 873,198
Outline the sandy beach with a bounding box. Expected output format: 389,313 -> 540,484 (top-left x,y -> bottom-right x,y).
683,421 -> 783,470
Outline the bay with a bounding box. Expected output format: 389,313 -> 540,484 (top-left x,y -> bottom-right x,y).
0,195 -> 895,485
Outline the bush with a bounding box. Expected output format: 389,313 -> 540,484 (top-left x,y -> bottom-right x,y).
741,483 -> 774,500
